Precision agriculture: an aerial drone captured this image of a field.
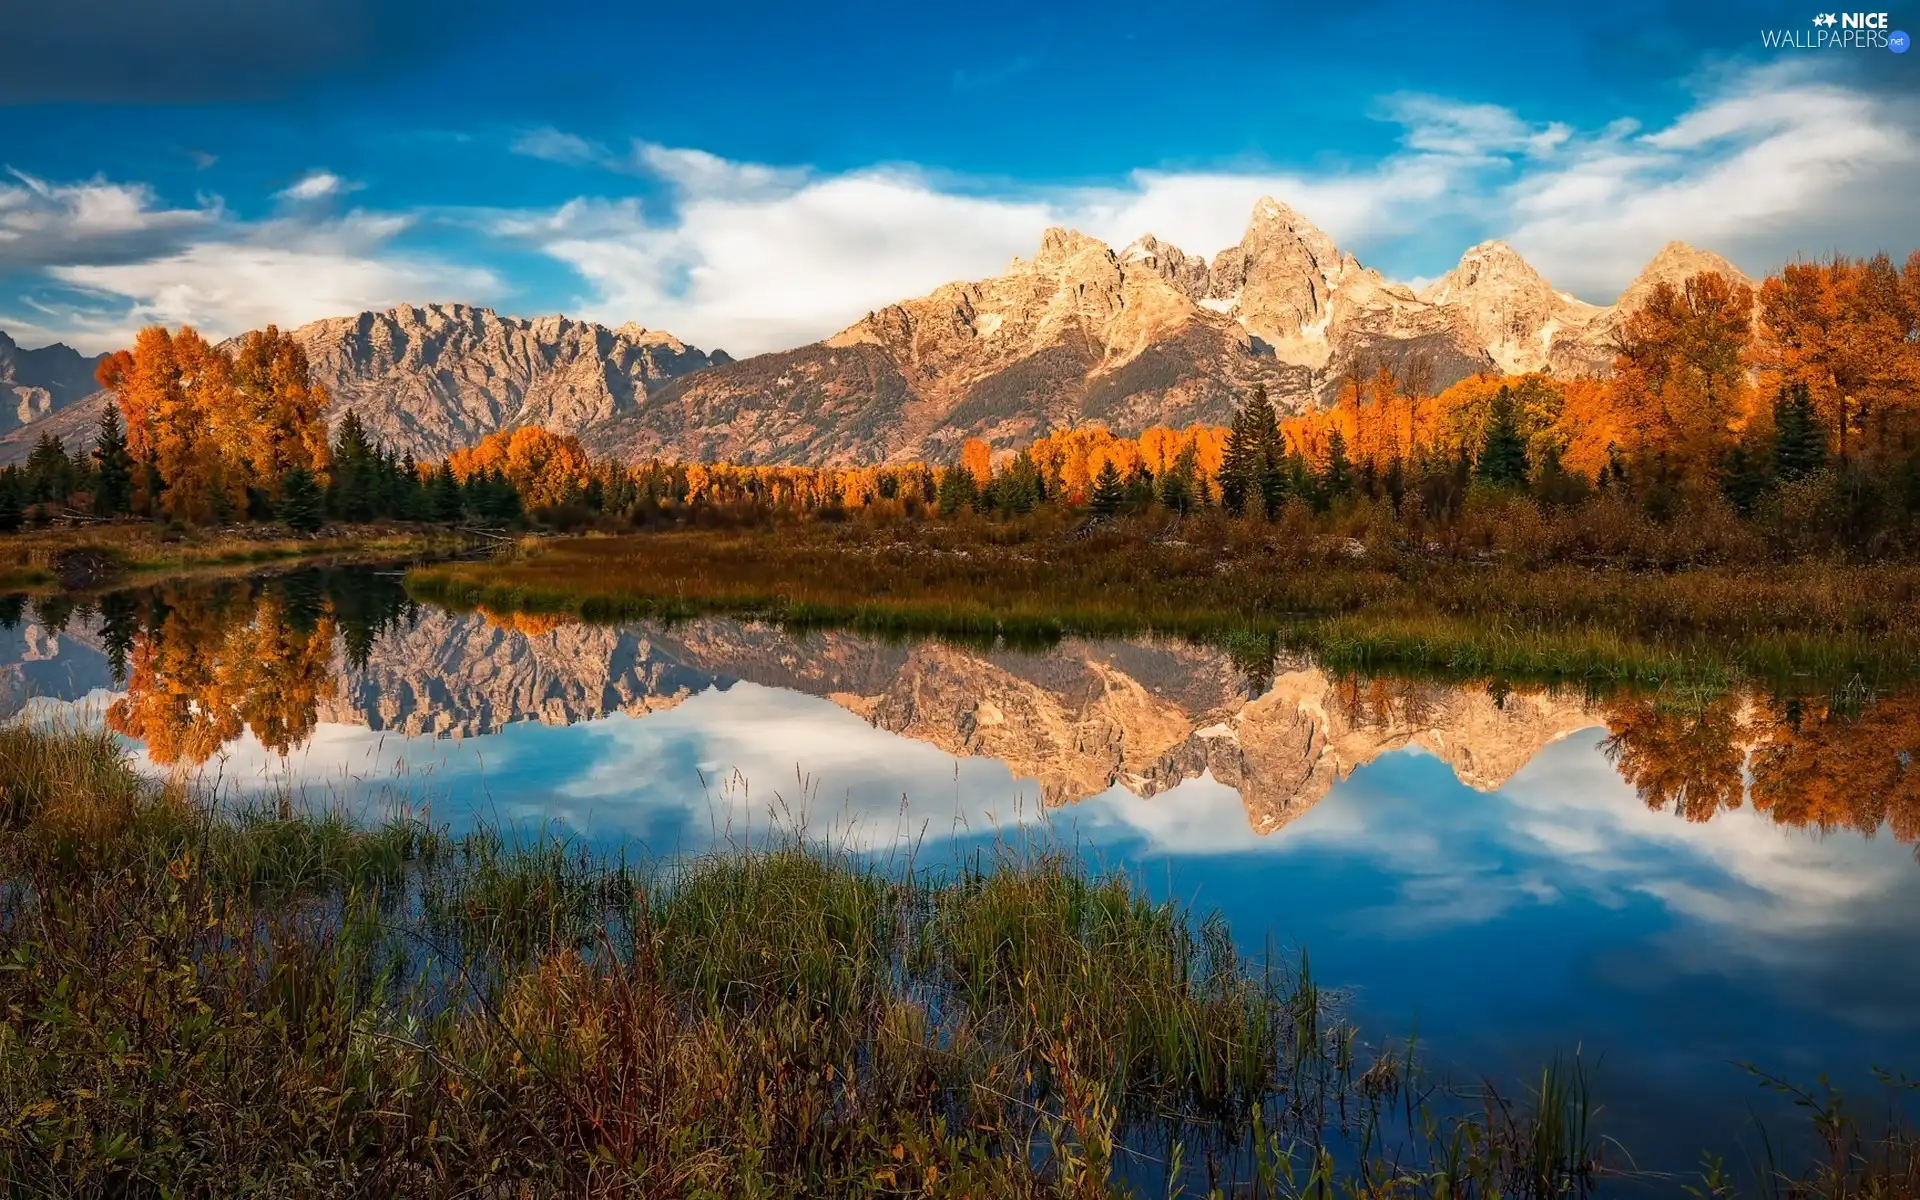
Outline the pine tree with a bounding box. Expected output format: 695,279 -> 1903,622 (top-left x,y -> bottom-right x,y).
1772,382 -> 1827,482
329,410 -> 377,522
92,404 -> 133,516
936,464 -> 978,516
429,463 -> 465,524
1220,385 -> 1280,516
0,469 -> 21,533
1719,442 -> 1768,516
1089,459 -> 1127,518
1474,386 -> 1530,490
993,450 -> 1043,515
1158,444 -> 1199,515
24,432 -> 76,505
1320,429 -> 1354,501
276,466 -> 326,533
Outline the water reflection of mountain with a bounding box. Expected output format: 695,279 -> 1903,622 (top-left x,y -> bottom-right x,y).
3,574 -> 1917,847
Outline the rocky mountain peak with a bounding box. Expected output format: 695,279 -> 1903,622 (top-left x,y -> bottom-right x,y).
0,329 -> 107,441
1617,241 -> 1754,310
1015,227 -> 1117,275
1121,234 -> 1210,300
1205,197 -> 1350,357
1420,240 -> 1602,374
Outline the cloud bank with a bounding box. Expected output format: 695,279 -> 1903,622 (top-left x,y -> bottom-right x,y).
6,60 -> 1915,355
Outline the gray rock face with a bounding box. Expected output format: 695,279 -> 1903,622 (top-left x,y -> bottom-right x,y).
0,330 -> 106,442
289,304 -> 728,459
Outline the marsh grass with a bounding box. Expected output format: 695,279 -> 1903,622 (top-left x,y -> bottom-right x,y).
0,521 -> 463,592
0,721 -> 1906,1197
406,522 -> 1920,689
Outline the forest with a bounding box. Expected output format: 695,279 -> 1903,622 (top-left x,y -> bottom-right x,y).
2,252 -> 1918,563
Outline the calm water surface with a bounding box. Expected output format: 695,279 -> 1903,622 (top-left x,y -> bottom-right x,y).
3,568 -> 1918,1179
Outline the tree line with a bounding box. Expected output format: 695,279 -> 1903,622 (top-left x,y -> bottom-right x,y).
4,251 -> 1918,550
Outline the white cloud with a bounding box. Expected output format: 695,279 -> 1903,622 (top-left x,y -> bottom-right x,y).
498,65 -> 1918,355
510,127 -> 614,169
276,170 -> 354,202
45,211 -> 499,351
1504,61 -> 1920,299
0,169 -> 216,270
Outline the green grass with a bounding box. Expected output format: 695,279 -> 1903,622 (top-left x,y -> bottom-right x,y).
405,519 -> 1920,689
1,720 -> 1913,1197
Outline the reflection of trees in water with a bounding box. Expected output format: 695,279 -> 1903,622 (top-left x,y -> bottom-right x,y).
3,582 -> 1917,843
0,570 -> 415,768
1749,693 -> 1920,845
1322,673 -> 1919,849
1601,688 -> 1920,849
1601,690 -> 1747,824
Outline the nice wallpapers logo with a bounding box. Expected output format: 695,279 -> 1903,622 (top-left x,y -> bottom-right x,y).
1763,11 -> 1911,49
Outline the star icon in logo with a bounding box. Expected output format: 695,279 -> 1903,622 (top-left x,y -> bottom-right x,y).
1813,12 -> 1838,25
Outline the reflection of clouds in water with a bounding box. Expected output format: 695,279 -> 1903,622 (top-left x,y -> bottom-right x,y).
560,683 -> 1051,850
19,674 -> 1920,1005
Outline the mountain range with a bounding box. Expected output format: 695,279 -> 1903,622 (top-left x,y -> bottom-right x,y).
0,198 -> 1749,467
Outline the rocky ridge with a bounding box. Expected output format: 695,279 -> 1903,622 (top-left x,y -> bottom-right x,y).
1,203 -> 1756,467
0,330 -> 106,444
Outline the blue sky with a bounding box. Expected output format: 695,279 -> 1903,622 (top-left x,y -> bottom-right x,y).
2,0 -> 1916,355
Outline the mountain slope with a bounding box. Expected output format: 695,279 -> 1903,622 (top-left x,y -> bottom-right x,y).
582,223 -> 1317,464
0,330 -> 106,444
0,205 -> 1759,468
293,304 -> 728,459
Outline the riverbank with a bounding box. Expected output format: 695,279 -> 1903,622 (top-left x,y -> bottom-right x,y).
0,522 -> 471,592
2,721 -> 1913,1196
404,519 -> 1920,688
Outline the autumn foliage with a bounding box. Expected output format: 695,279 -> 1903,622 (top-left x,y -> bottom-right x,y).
94,326 -> 330,522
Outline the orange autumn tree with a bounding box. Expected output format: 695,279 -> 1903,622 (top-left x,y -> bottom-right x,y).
96,326 -> 246,522
447,426 -> 593,510
1754,252 -> 1920,464
1610,271 -> 1756,488
95,323 -> 330,521
231,325 -> 331,486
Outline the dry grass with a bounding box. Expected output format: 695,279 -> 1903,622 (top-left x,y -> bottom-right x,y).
405,519 -> 1920,688
0,521 -> 465,591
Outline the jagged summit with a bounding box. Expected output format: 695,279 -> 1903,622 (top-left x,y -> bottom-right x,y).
1,202 -> 1763,469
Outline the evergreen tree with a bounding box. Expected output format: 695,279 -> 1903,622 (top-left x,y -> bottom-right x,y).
397,452 -> 424,520
276,466 -> 326,533
992,450 -> 1043,515
92,404 -> 133,516
1158,444 -> 1200,514
1384,455 -> 1407,514
1320,429 -> 1354,502
1719,442 -> 1768,516
1772,382 -> 1827,482
936,464 -> 978,516
1088,459 -> 1127,518
329,410 -> 378,522
1474,386 -> 1530,490
429,463 -> 465,524
1219,385 -> 1281,516
0,469 -> 21,533
24,432 -> 77,505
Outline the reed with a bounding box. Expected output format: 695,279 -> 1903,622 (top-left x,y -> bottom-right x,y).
407,521 -> 1920,688
0,721 -> 1900,1196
